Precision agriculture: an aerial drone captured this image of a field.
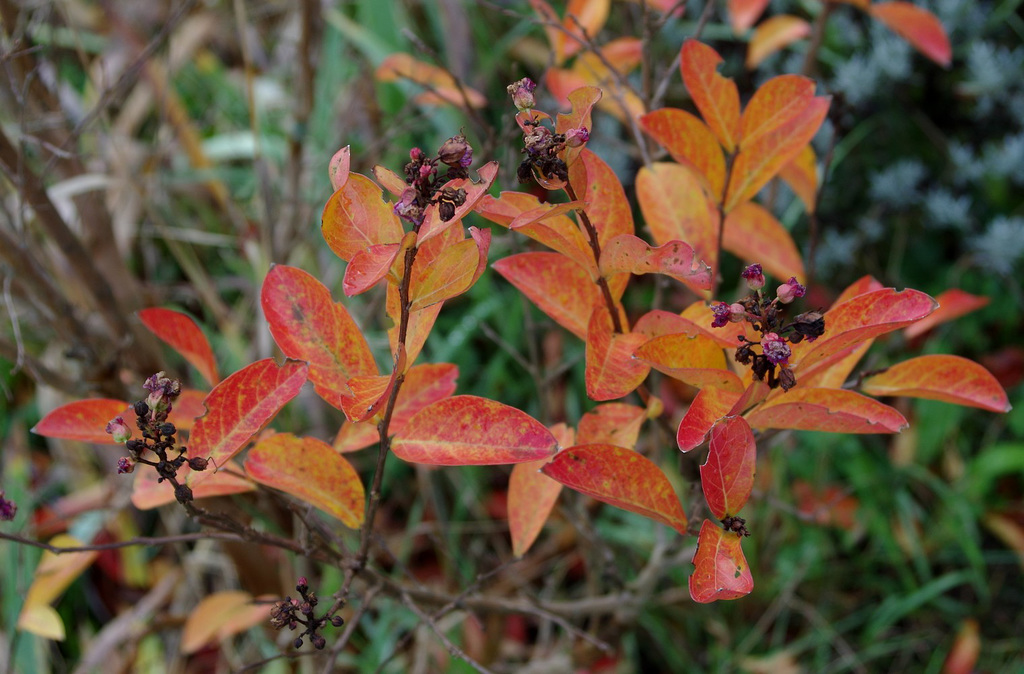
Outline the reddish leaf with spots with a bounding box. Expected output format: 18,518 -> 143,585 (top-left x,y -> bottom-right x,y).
585,306 -> 650,401
600,235 -> 712,293
677,387 -> 742,452
541,444 -> 687,534
343,243 -> 402,296
577,403 -> 646,449
566,149 -> 634,248
639,109 -> 726,199
701,417 -> 756,519
262,265 -> 377,410
745,388 -> 908,433
138,308 -> 219,387
244,434 -> 365,528
391,396 -> 557,465
689,520 -> 754,603
861,355 -> 1010,413
33,399 -> 131,445
508,458 -> 564,557
681,40 -> 741,152
188,359 -> 308,480
328,145 -> 350,191
636,163 -> 719,276
493,252 -> 600,340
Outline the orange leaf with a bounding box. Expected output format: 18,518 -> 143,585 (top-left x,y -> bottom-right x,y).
636,333 -> 742,390
555,86 -> 603,168
778,144 -> 818,213
343,243 -> 402,296
181,591 -> 271,654
372,165 -> 407,197
391,396 -> 557,465
870,2 -> 952,68
375,53 -> 487,108
793,288 -> 938,377
585,307 -> 650,401
387,281 -> 442,369
728,0 -> 770,32
245,434 -> 365,527
701,416 -> 756,519
746,15 -> 811,68
321,173 -> 404,262
904,289 -> 990,339
639,108 -> 726,199
568,149 -> 635,248
600,235 -> 713,293
681,40 -> 741,153
493,252 -> 600,340
943,619 -> 980,674
740,75 -> 817,147
188,359 -> 308,475
636,163 -> 719,277
328,145 -> 351,191
689,520 -> 754,602
861,355 -> 1010,413
726,96 -> 830,211
138,308 -> 219,386
542,443 -> 687,534
833,274 -> 885,306
132,460 -> 254,509
409,227 -> 490,310
19,534 -> 98,639
745,388 -> 908,433
677,386 -> 742,452
577,403 -> 646,449
340,372 -> 396,424
509,459 -> 563,557
417,162 -> 499,244
262,265 -> 377,409
559,0 -> 612,61
33,399 -> 130,444
723,201 -> 805,281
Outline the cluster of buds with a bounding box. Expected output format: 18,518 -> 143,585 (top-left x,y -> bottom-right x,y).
0,489 -> 16,521
269,577 -> 344,650
710,264 -> 825,391
721,515 -> 750,537
507,77 -> 590,190
106,372 -> 207,505
393,134 -> 473,226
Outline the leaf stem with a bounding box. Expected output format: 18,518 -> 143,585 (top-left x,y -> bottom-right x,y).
564,182 -> 624,334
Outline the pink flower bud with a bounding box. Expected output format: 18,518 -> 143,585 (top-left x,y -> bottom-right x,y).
564,126 -> 590,148
507,77 -> 537,111
741,263 -> 765,290
105,416 -> 132,443
776,277 -> 806,304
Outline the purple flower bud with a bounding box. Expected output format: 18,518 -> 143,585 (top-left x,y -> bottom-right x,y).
564,126 -> 590,148
711,302 -> 732,328
507,77 -> 537,111
116,457 -> 135,474
761,332 -> 792,366
393,187 -> 423,225
728,303 -> 747,322
105,416 -> 132,443
0,490 -> 17,521
741,263 -> 765,290
777,277 -> 806,304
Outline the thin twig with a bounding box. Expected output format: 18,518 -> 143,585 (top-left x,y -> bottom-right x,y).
399,591 -> 497,674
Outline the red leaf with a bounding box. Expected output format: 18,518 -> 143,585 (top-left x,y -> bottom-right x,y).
636,163 -> 719,277
681,41 -> 741,153
701,417 -> 756,519
261,265 -> 377,409
408,227 -> 490,310
167,388 -> 208,432
689,519 -> 754,603
728,0 -> 770,32
861,355 -> 1011,413
725,96 -> 830,212
943,619 -> 981,674
577,403 -> 646,449
542,444 -> 687,534
33,399 -> 129,444
600,235 -> 712,293
391,396 -> 557,465
870,2 -> 952,67
639,108 -> 726,199
417,162 -> 499,244
723,201 -> 805,281
132,460 -> 254,510
585,307 -> 650,401
138,308 -> 219,387
328,146 -> 351,191
677,386 -> 742,452
745,388 -> 908,433
493,252 -> 600,340
567,150 -> 634,248
343,243 -> 402,296
188,359 -> 308,475
746,16 -> 811,68
904,289 -> 990,339
636,333 -> 743,391
321,173 -> 404,262
508,459 -> 563,557
245,434 -> 365,528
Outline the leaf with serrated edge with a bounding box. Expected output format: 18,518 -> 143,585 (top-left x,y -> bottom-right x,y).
245,434 -> 365,527
745,388 -> 908,433
746,16 -> 811,68
701,416 -> 756,519
392,396 -> 557,465
181,591 -> 271,654
509,459 -> 563,557
188,359 -> 308,482
723,202 -> 805,281
493,252 -> 600,340
689,520 -> 753,602
262,265 -> 376,408
637,163 -> 719,277
33,399 -> 130,445
862,355 -> 1010,413
578,403 -> 646,449
139,308 -> 219,386
869,2 -> 951,67
585,306 -> 650,401
542,444 -> 687,534
639,108 -> 726,199
321,173 -> 404,262
600,235 -> 712,293
681,40 -> 741,152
